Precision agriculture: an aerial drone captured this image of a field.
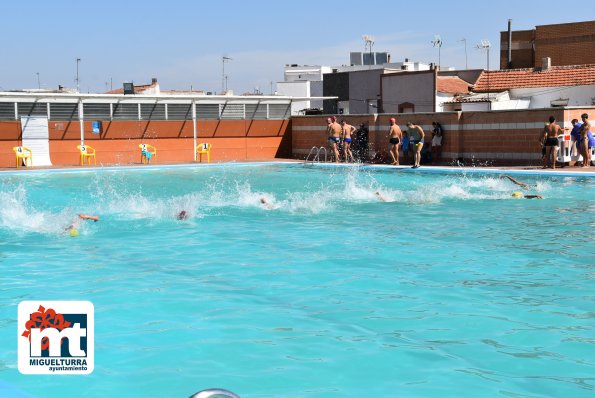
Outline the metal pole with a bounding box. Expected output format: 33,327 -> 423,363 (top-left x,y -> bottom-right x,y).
221,58 -> 225,93
192,101 -> 197,161
507,19 -> 513,68
487,47 -> 490,105
78,99 -> 84,145
463,39 -> 468,69
36,72 -> 40,89
76,58 -> 81,93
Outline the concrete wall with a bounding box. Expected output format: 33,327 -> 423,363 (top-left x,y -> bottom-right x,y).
381,70 -> 436,114
323,72 -> 349,114
0,119 -> 291,168
510,85 -> 595,108
277,81 -> 310,115
291,107 -> 595,165
348,69 -> 385,115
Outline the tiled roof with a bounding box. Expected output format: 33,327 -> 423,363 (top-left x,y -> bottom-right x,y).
436,76 -> 471,94
443,91 -> 509,104
473,64 -> 595,92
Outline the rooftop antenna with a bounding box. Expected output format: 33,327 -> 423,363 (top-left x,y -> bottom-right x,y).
75,58 -> 81,93
459,38 -> 468,69
222,56 -> 232,94
431,35 -> 443,70
476,40 -> 492,105
363,35 -> 374,67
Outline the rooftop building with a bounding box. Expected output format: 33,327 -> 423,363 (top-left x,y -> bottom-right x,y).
500,19 -> 595,69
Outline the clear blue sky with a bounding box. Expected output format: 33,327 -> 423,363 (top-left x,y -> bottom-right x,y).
1,0 -> 593,94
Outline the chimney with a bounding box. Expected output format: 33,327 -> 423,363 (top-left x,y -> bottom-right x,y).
151,77 -> 158,85
542,57 -> 551,70
507,19 -> 512,69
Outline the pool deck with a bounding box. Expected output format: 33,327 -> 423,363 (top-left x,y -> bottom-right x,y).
1,160 -> 595,177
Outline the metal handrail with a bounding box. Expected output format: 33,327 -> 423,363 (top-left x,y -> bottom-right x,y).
317,146 -> 327,163
305,146 -> 318,163
189,388 -> 240,398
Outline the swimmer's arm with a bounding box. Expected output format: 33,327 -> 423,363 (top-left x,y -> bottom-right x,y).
502,175 -> 529,188
79,214 -> 99,222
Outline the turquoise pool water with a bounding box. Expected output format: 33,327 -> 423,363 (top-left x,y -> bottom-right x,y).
0,164 -> 594,398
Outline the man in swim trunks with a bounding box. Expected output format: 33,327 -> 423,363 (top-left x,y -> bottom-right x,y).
541,116 -> 562,169
326,116 -> 341,162
388,117 -> 402,165
406,122 -> 425,168
579,113 -> 592,167
340,120 -> 356,163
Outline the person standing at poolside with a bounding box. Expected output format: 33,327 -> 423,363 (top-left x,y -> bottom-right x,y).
401,129 -> 410,165
541,116 -> 562,169
430,121 -> 443,163
327,116 -> 341,162
569,118 -> 583,161
579,113 -> 592,167
406,122 -> 425,168
340,120 -> 356,163
388,118 -> 402,165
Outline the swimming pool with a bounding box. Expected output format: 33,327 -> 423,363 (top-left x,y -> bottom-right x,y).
0,164 -> 594,397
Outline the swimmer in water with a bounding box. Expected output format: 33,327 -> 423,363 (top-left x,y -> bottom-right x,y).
177,210 -> 188,220
374,191 -> 388,202
503,177 -> 542,199
260,197 -> 273,209
65,213 -> 99,236
511,192 -> 543,199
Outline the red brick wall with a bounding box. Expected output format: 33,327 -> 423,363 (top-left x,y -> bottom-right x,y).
500,21 -> 595,69
500,29 -> 535,69
0,119 -> 291,167
292,108 -> 594,165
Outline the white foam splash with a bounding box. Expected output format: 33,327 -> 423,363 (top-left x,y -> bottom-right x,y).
0,185 -> 77,235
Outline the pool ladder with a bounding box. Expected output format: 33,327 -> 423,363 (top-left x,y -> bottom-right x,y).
189,388 -> 240,398
305,146 -> 327,164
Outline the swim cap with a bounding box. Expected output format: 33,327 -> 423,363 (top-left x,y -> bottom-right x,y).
511,191 -> 523,198
390,118 -> 396,123
69,228 -> 79,237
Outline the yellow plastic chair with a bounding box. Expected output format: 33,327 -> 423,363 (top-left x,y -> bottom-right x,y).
77,144 -> 97,166
196,143 -> 212,163
139,144 -> 157,164
13,146 -> 33,168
